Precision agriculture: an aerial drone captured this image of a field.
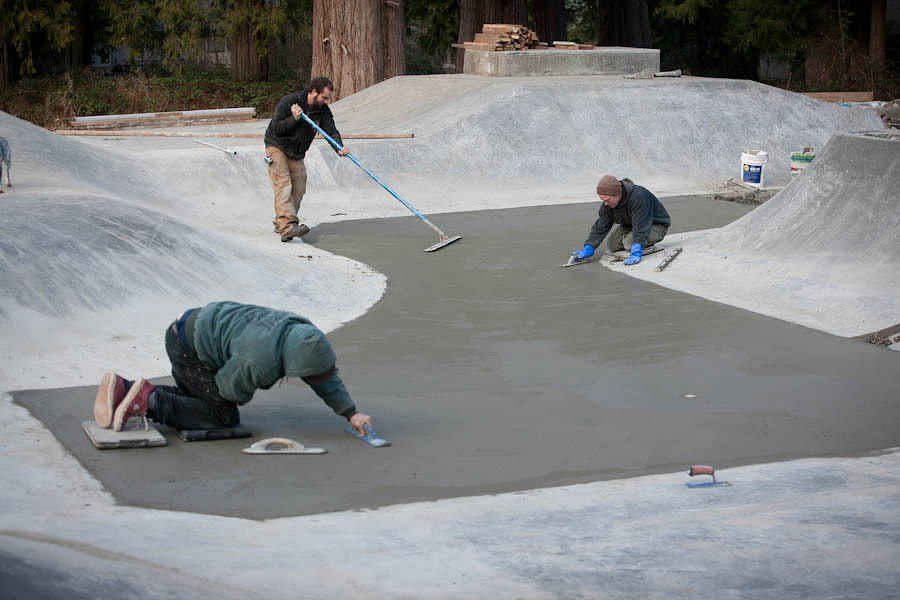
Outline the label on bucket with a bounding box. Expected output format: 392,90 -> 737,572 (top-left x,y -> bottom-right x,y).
743,163 -> 763,184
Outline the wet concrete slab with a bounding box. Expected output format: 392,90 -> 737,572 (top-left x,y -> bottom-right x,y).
14,196 -> 900,519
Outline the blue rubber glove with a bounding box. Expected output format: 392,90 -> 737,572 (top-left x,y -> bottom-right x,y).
624,243 -> 643,265
573,244 -> 595,260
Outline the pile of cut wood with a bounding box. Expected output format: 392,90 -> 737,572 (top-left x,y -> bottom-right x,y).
454,24 -> 541,52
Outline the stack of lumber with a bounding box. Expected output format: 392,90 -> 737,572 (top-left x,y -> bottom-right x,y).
65,107 -> 257,130
550,41 -> 596,50
455,24 -> 540,52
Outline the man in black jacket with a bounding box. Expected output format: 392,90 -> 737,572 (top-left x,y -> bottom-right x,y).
264,76 -> 350,242
572,175 -> 671,265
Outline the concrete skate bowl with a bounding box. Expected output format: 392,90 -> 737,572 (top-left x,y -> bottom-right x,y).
103,75 -> 887,215
0,111 -> 381,386
617,132 -> 900,337
14,196 -> 900,519
304,75 -> 885,197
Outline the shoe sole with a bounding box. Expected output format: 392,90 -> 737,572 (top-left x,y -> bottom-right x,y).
93,371 -> 116,428
280,225 -> 310,242
113,377 -> 145,432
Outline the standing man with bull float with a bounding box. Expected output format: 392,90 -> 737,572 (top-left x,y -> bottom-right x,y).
572,175 -> 671,265
264,76 -> 350,242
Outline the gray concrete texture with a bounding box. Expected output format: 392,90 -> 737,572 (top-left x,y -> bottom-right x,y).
14,197 -> 900,519
318,75 -> 886,193
66,75 -> 884,210
617,132 -> 900,336
462,47 -> 660,77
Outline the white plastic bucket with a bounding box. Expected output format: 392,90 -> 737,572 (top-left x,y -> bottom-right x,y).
741,150 -> 768,188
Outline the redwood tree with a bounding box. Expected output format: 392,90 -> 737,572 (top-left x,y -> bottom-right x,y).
533,0 -> 567,44
384,0 -> 406,79
456,0 -> 528,70
597,0 -> 651,48
312,0 -> 385,99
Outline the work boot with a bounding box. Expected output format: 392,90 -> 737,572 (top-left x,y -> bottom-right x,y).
280,224 -> 310,242
93,371 -> 127,428
113,378 -> 156,432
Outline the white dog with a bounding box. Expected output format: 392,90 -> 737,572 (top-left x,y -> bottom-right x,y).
0,136 -> 10,191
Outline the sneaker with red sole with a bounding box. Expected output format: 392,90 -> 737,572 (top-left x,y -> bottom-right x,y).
113,378 -> 156,432
93,371 -> 127,429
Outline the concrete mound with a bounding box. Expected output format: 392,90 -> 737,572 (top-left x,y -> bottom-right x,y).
319,75 -> 884,196
614,132 -> 900,337
0,111 -> 384,390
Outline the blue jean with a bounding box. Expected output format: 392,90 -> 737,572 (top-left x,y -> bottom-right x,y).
149,323 -> 240,430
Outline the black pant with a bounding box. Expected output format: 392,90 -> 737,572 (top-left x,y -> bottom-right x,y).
150,324 -> 240,430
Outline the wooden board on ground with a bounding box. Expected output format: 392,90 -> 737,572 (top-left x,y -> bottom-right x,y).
178,425 -> 252,442
83,420 -> 167,449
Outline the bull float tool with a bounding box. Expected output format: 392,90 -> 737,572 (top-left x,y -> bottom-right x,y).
299,112 -> 461,252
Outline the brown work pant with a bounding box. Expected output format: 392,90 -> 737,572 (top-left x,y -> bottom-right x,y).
266,146 -> 308,234
607,223 -> 669,251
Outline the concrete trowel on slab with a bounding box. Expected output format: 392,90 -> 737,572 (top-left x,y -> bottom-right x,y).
561,245 -> 665,267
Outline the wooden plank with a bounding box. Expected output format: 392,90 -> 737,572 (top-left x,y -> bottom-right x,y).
482,23 -> 523,33
802,91 -> 874,103
55,129 -> 415,139
474,33 -> 503,44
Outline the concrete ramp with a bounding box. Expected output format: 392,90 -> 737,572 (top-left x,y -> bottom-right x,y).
318,75 -> 884,197
75,75 -> 886,224
614,132 -> 900,337
0,111 -> 384,391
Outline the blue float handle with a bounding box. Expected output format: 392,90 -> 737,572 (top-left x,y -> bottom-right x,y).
300,112 -> 447,237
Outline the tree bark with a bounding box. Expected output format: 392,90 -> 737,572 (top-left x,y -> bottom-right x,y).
597,0 -> 650,48
312,0 -> 385,100
456,0 -> 528,71
232,22 -> 267,81
0,41 -> 9,91
384,0 -> 406,79
533,0 -> 567,44
869,0 -> 885,67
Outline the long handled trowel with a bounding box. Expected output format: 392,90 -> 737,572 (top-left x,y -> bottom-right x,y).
300,112 -> 461,252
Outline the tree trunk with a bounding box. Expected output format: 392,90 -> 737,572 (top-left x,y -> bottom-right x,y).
456,0 -> 528,71
597,0 -> 650,48
312,0 -> 385,100
534,0 -> 567,44
0,41 -> 10,92
869,0 -> 885,67
231,22 -> 267,81
384,0 -> 406,79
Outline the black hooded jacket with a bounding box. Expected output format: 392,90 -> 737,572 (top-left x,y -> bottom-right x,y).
263,89 -> 343,159
584,179 -> 671,248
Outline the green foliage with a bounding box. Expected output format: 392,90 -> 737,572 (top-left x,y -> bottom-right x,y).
0,0 -> 76,75
722,0 -> 825,64
565,0 -> 596,44
656,0 -> 826,66
651,0 -> 756,78
654,0 -> 715,24
102,0 -> 312,72
405,0 -> 459,55
0,68 -> 306,128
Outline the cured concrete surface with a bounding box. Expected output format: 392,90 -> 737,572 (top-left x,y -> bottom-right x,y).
14,197 -> 900,519
615,132 -> 900,337
1,72 -> 898,597
462,47 -> 660,77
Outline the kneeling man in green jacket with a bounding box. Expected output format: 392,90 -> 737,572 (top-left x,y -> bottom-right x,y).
92,301 -> 373,436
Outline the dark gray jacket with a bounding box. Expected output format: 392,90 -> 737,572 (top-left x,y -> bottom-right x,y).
584,179 -> 671,248
264,89 -> 343,160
